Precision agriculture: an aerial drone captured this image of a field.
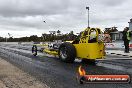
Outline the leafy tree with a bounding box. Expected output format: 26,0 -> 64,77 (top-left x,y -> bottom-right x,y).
29,35 -> 39,42
57,30 -> 61,35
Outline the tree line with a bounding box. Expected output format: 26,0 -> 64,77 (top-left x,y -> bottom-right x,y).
0,30 -> 77,42
0,27 -> 120,42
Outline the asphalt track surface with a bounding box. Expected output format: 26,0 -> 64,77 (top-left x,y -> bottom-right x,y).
0,43 -> 132,88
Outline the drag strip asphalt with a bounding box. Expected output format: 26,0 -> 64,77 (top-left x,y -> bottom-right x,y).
0,44 -> 132,88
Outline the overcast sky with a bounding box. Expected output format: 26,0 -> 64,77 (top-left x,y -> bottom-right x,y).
0,0 -> 132,38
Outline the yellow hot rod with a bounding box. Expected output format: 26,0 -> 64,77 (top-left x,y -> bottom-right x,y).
32,27 -> 105,64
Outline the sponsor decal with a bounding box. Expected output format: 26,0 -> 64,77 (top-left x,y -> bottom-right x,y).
76,66 -> 130,84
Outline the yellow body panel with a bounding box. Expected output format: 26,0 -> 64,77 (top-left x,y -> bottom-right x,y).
73,28 -> 105,60
65,41 -> 73,43
44,48 -> 58,56
73,43 -> 105,59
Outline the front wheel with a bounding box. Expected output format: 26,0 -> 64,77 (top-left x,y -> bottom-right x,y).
32,45 -> 37,56
58,43 -> 76,63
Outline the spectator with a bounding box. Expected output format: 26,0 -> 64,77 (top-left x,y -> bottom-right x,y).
122,27 -> 131,53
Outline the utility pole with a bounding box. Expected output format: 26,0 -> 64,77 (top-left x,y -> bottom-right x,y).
86,7 -> 90,28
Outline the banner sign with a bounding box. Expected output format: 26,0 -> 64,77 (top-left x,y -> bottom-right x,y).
105,43 -> 132,49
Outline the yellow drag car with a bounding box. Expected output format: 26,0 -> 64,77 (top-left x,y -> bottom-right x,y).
32,27 -> 105,64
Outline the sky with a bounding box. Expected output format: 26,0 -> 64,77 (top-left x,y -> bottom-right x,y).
0,0 -> 132,38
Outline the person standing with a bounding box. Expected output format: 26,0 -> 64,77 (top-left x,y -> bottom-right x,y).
122,27 -> 131,53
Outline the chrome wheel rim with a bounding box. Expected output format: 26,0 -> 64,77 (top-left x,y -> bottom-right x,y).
60,47 -> 67,60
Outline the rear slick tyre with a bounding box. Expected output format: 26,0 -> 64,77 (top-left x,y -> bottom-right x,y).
58,42 -> 76,63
